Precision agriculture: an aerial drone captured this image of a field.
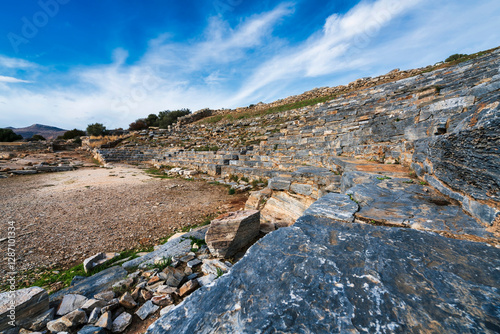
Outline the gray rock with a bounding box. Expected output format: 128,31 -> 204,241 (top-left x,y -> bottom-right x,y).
111,312 -> 132,333
78,325 -> 108,334
304,193 -> 358,222
71,276 -> 86,286
162,267 -> 186,288
0,287 -> 49,331
135,300 -> 159,321
56,294 -> 88,316
151,294 -> 174,307
205,210 -> 260,258
46,317 -> 71,333
100,298 -> 119,314
28,307 -> 55,331
268,177 -> 291,190
186,259 -> 202,268
63,308 -> 88,327
118,292 -> 137,309
348,177 -> 495,239
159,305 -> 175,316
87,307 -> 101,324
146,216 -> 500,334
179,280 -> 199,297
200,259 -> 230,277
81,299 -> 107,313
122,226 -> 208,270
50,266 -> 127,303
94,311 -> 112,330
94,291 -> 115,302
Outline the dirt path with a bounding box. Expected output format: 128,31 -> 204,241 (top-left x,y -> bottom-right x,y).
0,165 -> 246,284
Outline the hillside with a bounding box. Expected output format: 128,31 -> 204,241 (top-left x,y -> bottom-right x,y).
7,124 -> 67,139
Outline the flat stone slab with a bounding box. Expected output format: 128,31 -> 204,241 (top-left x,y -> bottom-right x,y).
122,226 -> 209,269
347,177 -> 497,241
147,216 -> 500,333
49,266 -> 127,303
304,193 -> 358,222
0,287 -> 48,331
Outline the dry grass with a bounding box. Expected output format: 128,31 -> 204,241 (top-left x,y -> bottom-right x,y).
86,135 -> 127,149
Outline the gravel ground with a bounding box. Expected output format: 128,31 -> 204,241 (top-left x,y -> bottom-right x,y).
0,165 -> 246,284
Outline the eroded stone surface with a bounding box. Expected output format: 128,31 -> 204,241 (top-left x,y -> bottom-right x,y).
147,216 -> 500,334
304,193 -> 358,222
347,177 -> 496,241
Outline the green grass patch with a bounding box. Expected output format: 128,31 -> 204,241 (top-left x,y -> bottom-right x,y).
376,176 -> 392,180
193,145 -> 219,152
144,168 -> 173,179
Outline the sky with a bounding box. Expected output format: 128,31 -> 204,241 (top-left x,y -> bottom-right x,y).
0,0 -> 499,130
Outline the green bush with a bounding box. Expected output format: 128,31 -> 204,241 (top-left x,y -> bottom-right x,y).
30,134 -> 46,141
158,109 -> 191,128
445,53 -> 467,62
228,188 -> 236,195
59,129 -> 86,140
0,128 -> 23,142
86,123 -> 107,136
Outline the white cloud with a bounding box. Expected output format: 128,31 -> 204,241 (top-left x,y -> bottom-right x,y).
1,0 -> 500,129
0,75 -> 31,83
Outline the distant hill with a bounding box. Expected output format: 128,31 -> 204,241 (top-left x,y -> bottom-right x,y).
6,124 -> 67,139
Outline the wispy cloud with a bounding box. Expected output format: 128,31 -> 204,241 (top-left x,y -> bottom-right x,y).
0,0 -> 499,129
0,75 -> 31,83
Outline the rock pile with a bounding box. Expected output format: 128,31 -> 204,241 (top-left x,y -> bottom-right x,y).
1,212 -> 256,334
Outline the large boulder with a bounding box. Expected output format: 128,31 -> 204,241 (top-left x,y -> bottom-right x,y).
0,287 -> 49,331
205,210 -> 260,258
147,214 -> 500,333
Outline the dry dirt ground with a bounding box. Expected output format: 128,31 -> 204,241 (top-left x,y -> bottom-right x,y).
0,165 -> 246,284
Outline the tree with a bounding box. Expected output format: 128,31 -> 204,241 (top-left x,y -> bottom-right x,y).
158,109 -> 191,129
129,119 -> 148,131
30,134 -> 46,141
445,53 -> 467,63
86,123 -> 107,136
0,128 -> 23,142
145,114 -> 159,127
58,129 -> 86,140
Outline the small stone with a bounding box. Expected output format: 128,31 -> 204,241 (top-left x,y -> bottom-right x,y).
94,291 -> 115,301
100,298 -> 119,314
64,309 -> 88,327
140,289 -> 153,302
130,287 -> 141,301
156,286 -> 178,295
135,300 -> 159,321
28,308 -> 55,331
118,292 -> 137,309
179,279 -> 200,297
201,259 -> 230,276
187,273 -> 199,281
88,307 -> 101,324
179,254 -> 195,263
151,294 -> 174,306
162,267 -> 186,288
95,311 -> 112,330
111,312 -> 132,333
77,325 -> 108,334
187,258 -> 202,268
148,276 -> 161,285
46,318 -> 71,332
81,299 -> 107,312
112,277 -> 134,291
57,294 -> 88,316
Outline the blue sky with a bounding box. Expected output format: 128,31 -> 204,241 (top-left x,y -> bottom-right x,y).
0,0 -> 499,129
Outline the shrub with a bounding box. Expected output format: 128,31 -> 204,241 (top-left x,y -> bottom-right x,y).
228,188 -> 236,195
59,129 -> 86,140
0,128 -> 23,142
445,53 -> 467,63
129,119 -> 148,131
158,109 -> 191,128
30,134 -> 46,141
86,123 -> 107,136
